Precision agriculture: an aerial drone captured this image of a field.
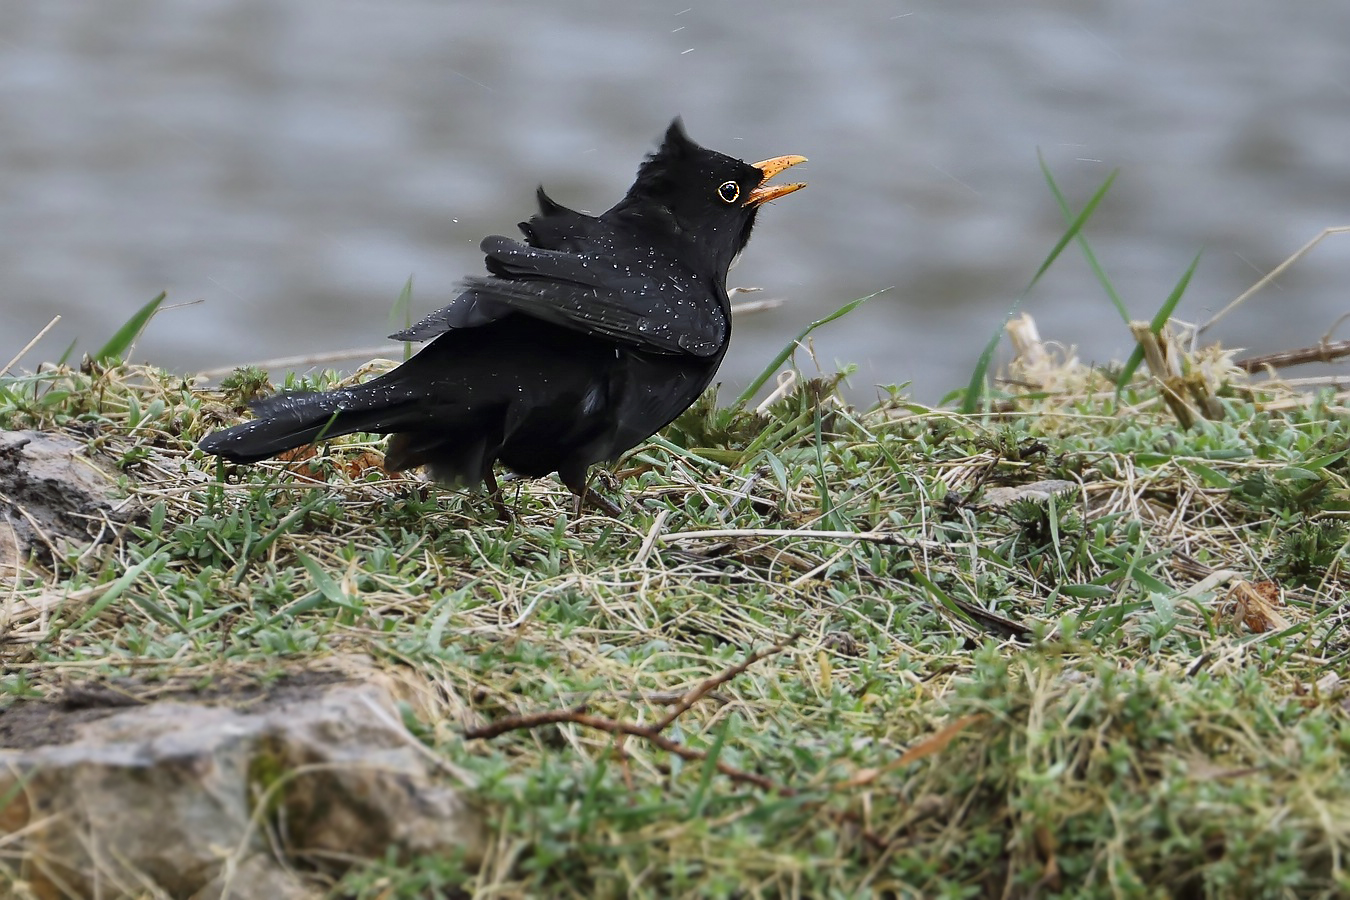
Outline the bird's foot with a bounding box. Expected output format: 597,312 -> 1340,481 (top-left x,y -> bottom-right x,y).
575,488 -> 625,519
564,470 -> 629,519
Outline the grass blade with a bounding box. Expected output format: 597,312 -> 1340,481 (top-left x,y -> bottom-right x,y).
960,169 -> 1118,414
812,406 -> 838,529
1039,151 -> 1129,323
732,289 -> 885,411
58,338 -> 79,367
1115,248 -> 1204,389
70,549 -> 164,632
907,566 -> 976,628
297,550 -> 361,610
390,275 -> 415,361
94,292 -> 167,364
689,715 -> 734,817
231,492 -> 327,586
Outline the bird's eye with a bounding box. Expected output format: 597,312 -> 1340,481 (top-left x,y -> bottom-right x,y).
717,181 -> 740,204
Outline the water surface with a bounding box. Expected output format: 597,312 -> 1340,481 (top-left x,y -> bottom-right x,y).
2,2 -> 1347,401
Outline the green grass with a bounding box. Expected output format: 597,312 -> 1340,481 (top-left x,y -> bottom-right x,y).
3,172 -> 1348,895
3,331 -> 1349,897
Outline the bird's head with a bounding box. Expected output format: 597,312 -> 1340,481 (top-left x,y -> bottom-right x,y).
610,118 -> 806,275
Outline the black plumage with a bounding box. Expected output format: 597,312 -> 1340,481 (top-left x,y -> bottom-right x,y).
198,119 -> 806,510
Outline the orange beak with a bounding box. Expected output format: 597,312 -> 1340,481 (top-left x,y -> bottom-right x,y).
745,155 -> 808,206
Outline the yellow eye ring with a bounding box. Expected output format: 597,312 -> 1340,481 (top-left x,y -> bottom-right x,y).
717,181 -> 740,204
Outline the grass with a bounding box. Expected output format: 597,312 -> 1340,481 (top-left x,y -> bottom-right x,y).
3,328 -> 1350,898
3,172 -> 1349,895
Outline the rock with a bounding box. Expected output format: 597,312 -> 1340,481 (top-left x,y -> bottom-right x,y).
193,855 -> 319,900
0,430 -> 131,577
0,665 -> 484,898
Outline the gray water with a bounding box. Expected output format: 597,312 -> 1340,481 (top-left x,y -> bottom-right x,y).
2,1 -> 1348,402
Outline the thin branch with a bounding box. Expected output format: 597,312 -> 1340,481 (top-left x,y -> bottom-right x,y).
463,704 -> 782,792
653,632 -> 802,732
461,634 -> 893,849
1199,225 -> 1350,335
461,635 -> 796,793
3,316 -> 61,376
462,705 -> 588,741
661,527 -> 957,552
194,345 -> 397,381
1235,339 -> 1350,373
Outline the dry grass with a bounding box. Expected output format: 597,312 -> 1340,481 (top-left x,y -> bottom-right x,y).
2,339 -> 1350,899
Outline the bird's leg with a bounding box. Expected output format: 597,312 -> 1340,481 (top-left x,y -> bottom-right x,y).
561,468 -> 625,519
584,488 -> 625,519
483,468 -> 511,522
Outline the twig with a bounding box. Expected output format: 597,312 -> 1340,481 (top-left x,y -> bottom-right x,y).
633,509 -> 670,566
194,345 -> 396,381
1323,311 -> 1350,345
653,632 -> 802,731
661,527 -> 956,552
463,705 -> 782,792
3,316 -> 61,376
463,635 -> 801,788
1198,225 -> 1350,335
856,568 -> 1032,640
464,692 -> 904,851
835,715 -> 986,788
754,370 -> 798,412
580,712 -> 782,791
462,705 -> 590,741
463,635 -> 799,741
728,296 -> 785,316
1235,339 -> 1350,373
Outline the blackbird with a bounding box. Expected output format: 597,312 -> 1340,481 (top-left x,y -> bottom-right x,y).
198,119 -> 806,512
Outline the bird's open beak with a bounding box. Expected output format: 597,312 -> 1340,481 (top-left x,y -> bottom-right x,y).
745,155 -> 808,206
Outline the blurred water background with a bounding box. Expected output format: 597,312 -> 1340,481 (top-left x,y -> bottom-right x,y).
2,1 -> 1347,402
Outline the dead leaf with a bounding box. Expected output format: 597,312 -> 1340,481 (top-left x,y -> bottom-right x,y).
1225,580 -> 1289,633
344,450 -> 385,479
277,445 -> 317,464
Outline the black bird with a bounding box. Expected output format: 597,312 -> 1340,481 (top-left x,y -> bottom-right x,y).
198,119 -> 806,512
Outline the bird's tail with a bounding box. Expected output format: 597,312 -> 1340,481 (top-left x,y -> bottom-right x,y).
198,381 -> 418,464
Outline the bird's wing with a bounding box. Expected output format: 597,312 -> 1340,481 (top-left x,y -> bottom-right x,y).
391,236 -> 726,357
390,289 -> 512,341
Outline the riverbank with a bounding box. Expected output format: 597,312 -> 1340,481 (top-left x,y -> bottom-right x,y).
2,330 -> 1348,898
